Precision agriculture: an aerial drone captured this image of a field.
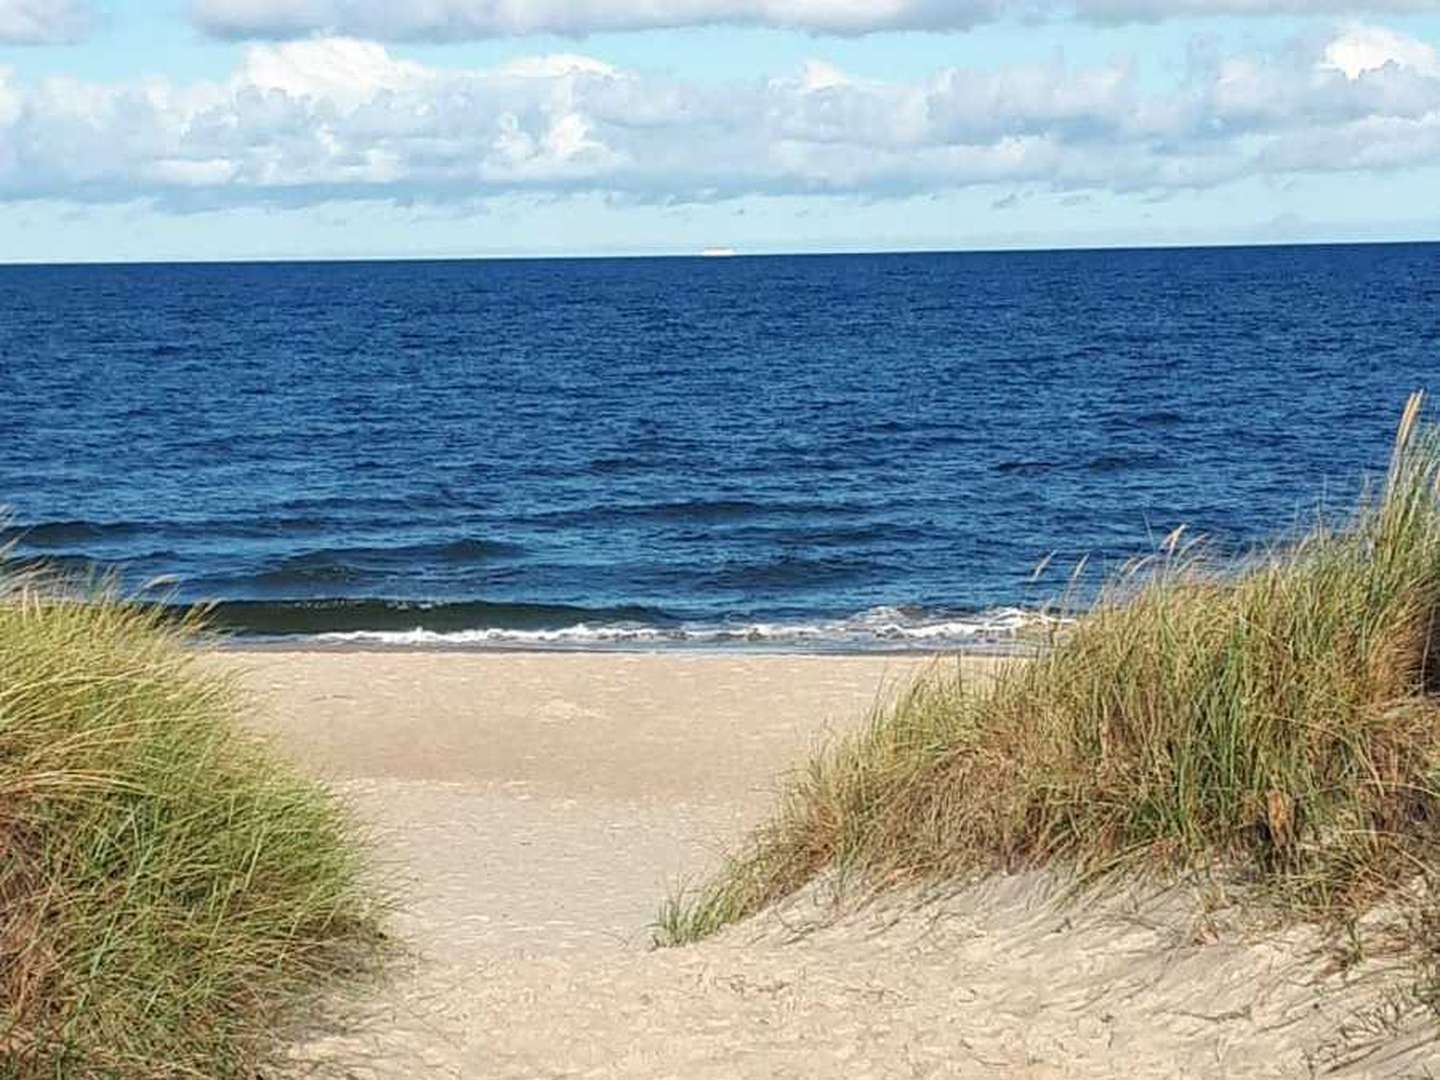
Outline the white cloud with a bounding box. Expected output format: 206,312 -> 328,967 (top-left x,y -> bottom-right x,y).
1321,23 -> 1440,77
186,0 -> 1440,40
238,37 -> 430,107
498,54 -> 622,79
798,59 -> 852,92
146,157 -> 241,186
0,0 -> 93,44
2,28 -> 1440,206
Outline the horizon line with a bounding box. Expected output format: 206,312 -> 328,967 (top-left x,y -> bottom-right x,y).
3,235 -> 1439,269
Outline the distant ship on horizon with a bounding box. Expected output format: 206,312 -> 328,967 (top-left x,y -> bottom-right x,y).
700,246 -> 738,257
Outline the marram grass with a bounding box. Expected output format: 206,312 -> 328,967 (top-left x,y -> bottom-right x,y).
0,572 -> 385,1078
659,393 -> 1440,949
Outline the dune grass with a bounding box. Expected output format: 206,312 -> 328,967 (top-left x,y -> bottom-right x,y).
658,392 -> 1440,948
0,573 -> 385,1078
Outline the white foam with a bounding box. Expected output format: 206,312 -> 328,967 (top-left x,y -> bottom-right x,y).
311,606 -> 1069,650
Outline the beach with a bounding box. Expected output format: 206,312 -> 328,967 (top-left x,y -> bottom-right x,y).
229,649 -> 1438,1079
236,649 -> 937,956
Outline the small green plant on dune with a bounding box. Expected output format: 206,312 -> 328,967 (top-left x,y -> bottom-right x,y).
658,392 -> 1440,949
0,572 -> 385,1078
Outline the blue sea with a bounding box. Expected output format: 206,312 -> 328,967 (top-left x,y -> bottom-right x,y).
2,244 -> 1437,649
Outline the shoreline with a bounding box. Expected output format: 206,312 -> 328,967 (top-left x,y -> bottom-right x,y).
151,596 -> 1062,651
216,638 -> 1038,658
204,627 -> 1047,656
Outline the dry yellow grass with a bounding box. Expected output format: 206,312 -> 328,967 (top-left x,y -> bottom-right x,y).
0,573 -> 386,1079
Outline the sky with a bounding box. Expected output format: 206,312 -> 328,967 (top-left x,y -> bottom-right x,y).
1,1 -> 1440,261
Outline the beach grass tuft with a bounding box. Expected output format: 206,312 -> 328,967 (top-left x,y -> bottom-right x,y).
0,570 -> 385,1078
658,392 -> 1440,948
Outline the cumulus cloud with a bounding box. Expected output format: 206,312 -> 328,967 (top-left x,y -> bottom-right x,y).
0,0 -> 93,44
238,37 -> 430,107
186,0 -> 1440,41
1321,23 -> 1440,76
497,54 -> 622,78
2,28 -> 1440,207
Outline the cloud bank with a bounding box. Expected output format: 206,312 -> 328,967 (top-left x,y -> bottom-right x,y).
0,0 -> 93,44
1,27 -> 1439,208
188,0 -> 1440,41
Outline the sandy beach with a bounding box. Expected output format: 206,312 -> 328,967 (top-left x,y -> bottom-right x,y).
229,649 -> 1439,1079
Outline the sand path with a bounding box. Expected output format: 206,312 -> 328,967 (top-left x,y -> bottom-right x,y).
232,650 -> 1439,1079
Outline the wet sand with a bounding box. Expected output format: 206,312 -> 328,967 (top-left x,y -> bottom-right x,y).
227,650 -> 1437,1078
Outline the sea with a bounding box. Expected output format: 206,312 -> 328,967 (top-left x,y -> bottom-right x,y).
2,243 -> 1437,651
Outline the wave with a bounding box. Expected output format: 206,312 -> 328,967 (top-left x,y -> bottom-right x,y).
5,523 -> 522,564
995,460 -> 1061,476
519,498 -> 840,528
1,519 -> 149,547
996,453 -> 1166,477
6,550 -> 178,576
180,599 -> 1063,651
1086,453 -> 1164,474
238,539 -> 524,587
192,598 -> 672,637
697,555 -> 888,591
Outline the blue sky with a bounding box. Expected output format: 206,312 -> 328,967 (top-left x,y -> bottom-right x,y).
2,1 -> 1440,261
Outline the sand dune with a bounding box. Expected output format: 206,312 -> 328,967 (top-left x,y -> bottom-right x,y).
228,650 -> 1438,1078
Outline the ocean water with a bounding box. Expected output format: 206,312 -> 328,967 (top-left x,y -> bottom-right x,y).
2,244 -> 1438,649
